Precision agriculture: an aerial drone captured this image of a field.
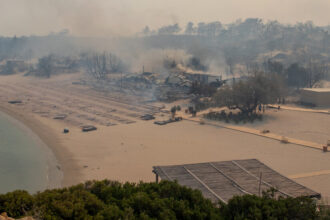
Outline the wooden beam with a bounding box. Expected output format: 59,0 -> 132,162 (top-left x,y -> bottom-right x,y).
209,162 -> 252,195
183,166 -> 227,203
232,160 -> 293,197
158,167 -> 173,181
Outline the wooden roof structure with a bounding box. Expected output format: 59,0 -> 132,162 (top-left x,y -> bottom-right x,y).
153,159 -> 320,203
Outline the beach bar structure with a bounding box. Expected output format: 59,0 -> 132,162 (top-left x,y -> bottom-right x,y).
300,88 -> 330,107
153,159 -> 320,203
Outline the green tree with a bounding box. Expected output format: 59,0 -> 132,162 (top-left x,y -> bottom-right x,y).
0,190 -> 34,218
37,54 -> 55,78
213,73 -> 284,114
171,106 -> 177,119
221,193 -> 318,220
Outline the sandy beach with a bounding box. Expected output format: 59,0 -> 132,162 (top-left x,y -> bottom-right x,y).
1,73 -> 330,200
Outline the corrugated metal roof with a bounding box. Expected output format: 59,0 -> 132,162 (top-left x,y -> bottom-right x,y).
153,159 -> 321,203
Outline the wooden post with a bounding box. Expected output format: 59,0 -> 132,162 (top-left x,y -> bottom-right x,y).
156,173 -> 159,183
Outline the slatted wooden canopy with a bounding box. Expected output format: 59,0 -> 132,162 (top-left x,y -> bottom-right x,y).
153,159 -> 321,203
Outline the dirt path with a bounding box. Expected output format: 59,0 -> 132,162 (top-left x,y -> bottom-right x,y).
178,112 -> 325,151
268,104 -> 330,114
289,170 -> 330,179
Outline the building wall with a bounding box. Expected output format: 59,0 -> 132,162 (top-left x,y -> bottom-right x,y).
300,89 -> 330,107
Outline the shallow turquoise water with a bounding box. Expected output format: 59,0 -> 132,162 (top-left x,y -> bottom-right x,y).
0,111 -> 48,193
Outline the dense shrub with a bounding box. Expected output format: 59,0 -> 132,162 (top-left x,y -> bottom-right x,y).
0,180 -> 327,219
0,181 -> 221,219
204,110 -> 263,124
213,73 -> 286,114
0,190 -> 34,217
221,194 -> 318,220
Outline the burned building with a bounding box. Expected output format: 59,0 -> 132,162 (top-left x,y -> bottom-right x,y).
183,72 -> 222,84
0,59 -> 27,74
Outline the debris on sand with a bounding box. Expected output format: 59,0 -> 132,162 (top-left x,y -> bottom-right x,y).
154,121 -> 168,125
323,146 -> 328,152
281,136 -> 289,144
8,100 -> 22,104
54,114 -> 67,120
154,117 -> 183,125
72,80 -> 86,85
141,114 -> 155,120
63,128 -> 69,133
261,129 -> 270,134
174,116 -> 183,121
82,125 -> 97,132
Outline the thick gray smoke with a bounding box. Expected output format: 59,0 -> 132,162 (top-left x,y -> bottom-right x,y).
1,0 -> 330,37
0,19 -> 329,82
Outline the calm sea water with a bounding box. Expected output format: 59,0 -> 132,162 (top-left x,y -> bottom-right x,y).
0,111 -> 51,193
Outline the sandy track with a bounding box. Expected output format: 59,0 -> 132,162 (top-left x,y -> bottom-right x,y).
181,115 -> 324,151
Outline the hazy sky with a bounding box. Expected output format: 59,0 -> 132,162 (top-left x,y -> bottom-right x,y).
0,0 -> 329,37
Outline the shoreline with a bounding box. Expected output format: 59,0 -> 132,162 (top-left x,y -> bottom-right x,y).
0,104 -> 82,190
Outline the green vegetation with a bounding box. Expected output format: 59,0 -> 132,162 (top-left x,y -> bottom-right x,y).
190,72 -> 286,117
0,180 -> 220,220
36,54 -> 55,78
204,110 -> 263,124
0,180 -> 328,220
213,73 -> 284,115
170,106 -> 177,119
26,54 -> 81,78
221,192 -> 318,220
170,106 -> 181,119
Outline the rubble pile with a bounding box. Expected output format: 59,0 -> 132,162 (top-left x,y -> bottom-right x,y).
118,71 -> 200,101
121,72 -> 161,90
80,70 -> 222,102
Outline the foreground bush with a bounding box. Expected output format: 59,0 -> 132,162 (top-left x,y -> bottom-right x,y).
221,194 -> 318,220
0,180 -> 327,219
0,181 -> 221,219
